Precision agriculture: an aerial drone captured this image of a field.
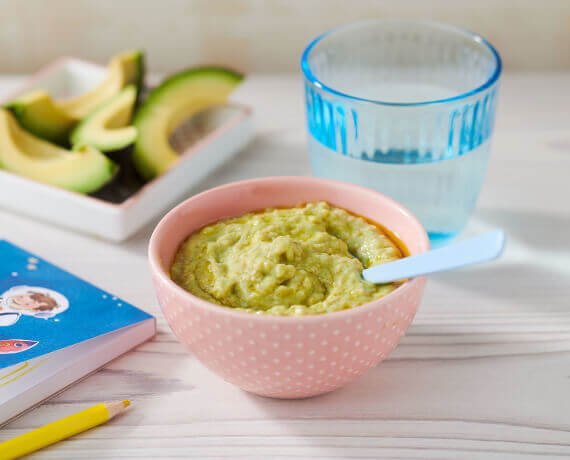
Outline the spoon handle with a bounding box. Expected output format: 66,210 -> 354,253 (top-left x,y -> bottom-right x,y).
362,230 -> 506,284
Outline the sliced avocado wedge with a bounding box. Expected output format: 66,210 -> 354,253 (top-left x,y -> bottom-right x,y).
0,109 -> 118,194
132,66 -> 242,180
71,85 -> 137,152
58,50 -> 144,119
4,90 -> 77,146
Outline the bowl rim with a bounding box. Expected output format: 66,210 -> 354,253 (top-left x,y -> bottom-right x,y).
148,176 -> 429,322
301,18 -> 502,107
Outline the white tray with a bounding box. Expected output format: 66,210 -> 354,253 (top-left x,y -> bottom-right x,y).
0,57 -> 253,241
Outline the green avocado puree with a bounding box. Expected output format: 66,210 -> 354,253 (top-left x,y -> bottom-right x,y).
171,202 -> 403,316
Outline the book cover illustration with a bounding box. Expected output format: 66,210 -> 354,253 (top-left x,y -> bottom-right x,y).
0,240 -> 153,370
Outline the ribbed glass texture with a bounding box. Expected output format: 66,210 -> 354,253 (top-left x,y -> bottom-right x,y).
302,20 -> 501,245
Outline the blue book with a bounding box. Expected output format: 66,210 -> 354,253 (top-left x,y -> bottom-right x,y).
0,240 -> 155,425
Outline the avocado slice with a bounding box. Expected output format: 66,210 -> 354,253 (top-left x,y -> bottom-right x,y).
0,109 -> 118,194
132,66 -> 243,181
4,90 -> 77,146
3,50 -> 144,145
58,50 -> 144,119
70,85 -> 137,152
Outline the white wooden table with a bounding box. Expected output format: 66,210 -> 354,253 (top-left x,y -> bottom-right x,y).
0,73 -> 569,459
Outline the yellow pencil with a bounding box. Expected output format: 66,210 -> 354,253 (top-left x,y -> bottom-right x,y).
0,400 -> 130,459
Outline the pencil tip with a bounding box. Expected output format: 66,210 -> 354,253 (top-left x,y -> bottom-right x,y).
122,400 -> 130,408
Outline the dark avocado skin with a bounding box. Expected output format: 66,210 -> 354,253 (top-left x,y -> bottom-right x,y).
132,51 -> 146,107
89,145 -> 143,203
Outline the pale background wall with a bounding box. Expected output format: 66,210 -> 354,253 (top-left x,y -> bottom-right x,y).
1,0 -> 569,74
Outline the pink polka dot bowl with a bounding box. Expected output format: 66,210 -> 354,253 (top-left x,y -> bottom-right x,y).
149,177 -> 429,399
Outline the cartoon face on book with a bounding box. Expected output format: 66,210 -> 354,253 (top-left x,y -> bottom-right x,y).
0,286 -> 69,326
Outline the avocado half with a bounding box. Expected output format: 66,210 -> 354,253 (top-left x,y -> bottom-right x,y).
71,85 -> 137,152
58,50 -> 144,119
0,109 -> 118,194
4,90 -> 77,146
132,66 -> 243,181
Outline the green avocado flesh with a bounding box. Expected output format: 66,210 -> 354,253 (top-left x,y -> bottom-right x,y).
4,90 -> 77,146
0,109 -> 118,194
71,85 -> 137,152
57,50 -> 144,119
132,67 -> 242,181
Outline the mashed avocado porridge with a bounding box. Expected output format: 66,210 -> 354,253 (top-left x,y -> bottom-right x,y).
171,202 -> 404,316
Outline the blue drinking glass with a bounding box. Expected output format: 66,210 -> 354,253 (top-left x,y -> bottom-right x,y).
301,19 -> 502,246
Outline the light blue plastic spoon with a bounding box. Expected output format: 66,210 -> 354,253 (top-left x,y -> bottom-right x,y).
362,230 -> 506,284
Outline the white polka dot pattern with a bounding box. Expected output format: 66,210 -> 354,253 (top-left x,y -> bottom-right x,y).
155,273 -> 427,399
